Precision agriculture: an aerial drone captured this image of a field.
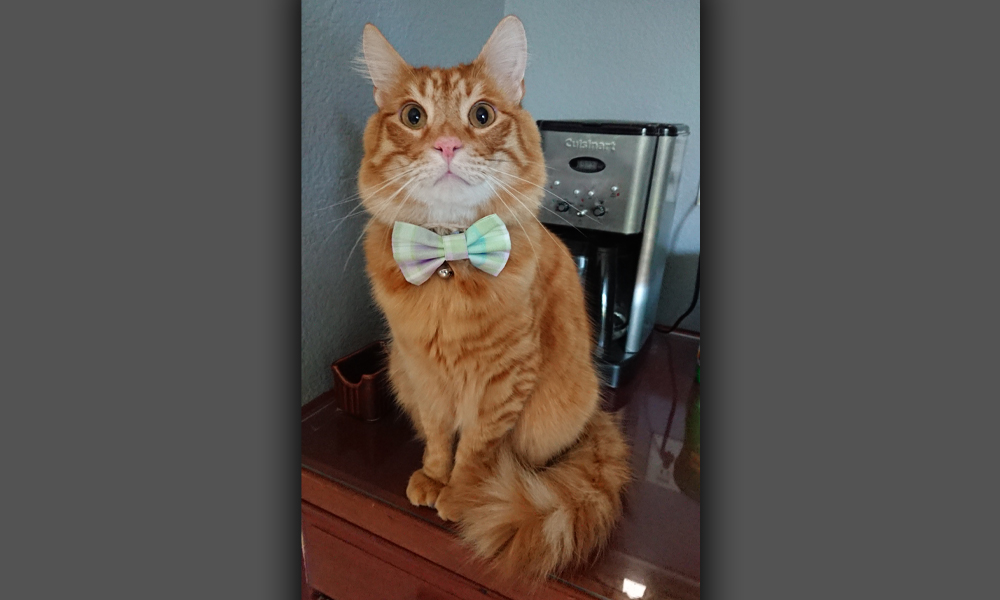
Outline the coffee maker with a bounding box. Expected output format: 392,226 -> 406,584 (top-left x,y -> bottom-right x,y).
535,121 -> 689,387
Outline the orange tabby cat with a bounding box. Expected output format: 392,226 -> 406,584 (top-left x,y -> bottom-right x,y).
357,16 -> 630,580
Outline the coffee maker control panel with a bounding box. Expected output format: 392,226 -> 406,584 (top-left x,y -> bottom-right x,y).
537,127 -> 658,235
551,181 -> 618,218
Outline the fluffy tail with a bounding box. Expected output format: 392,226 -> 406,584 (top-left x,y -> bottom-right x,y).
456,410 -> 631,580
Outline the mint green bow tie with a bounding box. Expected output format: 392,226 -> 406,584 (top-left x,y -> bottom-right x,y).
391,214 -> 511,285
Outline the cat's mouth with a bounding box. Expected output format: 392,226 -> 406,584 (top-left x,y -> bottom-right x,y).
435,171 -> 470,185
406,163 -> 493,225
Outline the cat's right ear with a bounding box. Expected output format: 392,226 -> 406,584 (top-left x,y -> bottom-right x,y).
361,24 -> 408,109
476,16 -> 528,105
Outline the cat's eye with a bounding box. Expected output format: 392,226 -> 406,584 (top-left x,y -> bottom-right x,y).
469,102 -> 496,128
400,103 -> 426,129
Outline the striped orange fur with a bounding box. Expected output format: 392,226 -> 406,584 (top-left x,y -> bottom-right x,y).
356,16 -> 631,581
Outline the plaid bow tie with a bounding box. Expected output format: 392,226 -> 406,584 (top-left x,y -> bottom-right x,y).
391,214 -> 511,285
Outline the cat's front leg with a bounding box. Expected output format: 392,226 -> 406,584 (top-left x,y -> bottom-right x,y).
434,384 -> 530,521
405,404 -> 455,508
389,349 -> 456,508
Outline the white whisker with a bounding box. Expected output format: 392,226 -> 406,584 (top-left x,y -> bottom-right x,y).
342,220 -> 373,272
342,191 -> 405,271
306,168 -> 415,215
485,175 -> 564,247
482,164 -> 603,226
323,174 -> 418,249
484,157 -> 556,172
488,174 -> 587,238
485,179 -> 537,263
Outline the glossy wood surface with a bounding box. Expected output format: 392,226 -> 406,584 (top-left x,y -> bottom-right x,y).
302,330 -> 700,599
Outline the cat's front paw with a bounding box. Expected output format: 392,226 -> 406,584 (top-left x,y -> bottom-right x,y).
406,469 -> 444,507
434,484 -> 463,522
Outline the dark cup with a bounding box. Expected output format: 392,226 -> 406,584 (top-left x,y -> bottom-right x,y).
330,340 -> 391,421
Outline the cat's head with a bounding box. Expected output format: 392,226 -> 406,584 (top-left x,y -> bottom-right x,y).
357,16 -> 545,232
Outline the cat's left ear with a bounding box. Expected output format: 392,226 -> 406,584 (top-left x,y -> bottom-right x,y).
362,23 -> 409,109
476,15 -> 528,104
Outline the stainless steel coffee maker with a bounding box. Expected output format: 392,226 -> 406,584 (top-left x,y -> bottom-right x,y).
536,121 -> 689,387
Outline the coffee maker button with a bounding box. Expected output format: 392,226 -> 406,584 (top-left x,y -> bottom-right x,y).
556,201 -> 570,212
593,206 -> 607,217
611,185 -> 619,193
573,189 -> 581,197
587,190 -> 596,197
553,180 -> 560,186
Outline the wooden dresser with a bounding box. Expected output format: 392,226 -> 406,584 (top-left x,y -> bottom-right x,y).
301,330 -> 700,600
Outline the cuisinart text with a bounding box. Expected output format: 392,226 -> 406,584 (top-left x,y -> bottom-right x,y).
564,137 -> 616,151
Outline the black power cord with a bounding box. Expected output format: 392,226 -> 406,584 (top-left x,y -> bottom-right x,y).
655,255 -> 700,462
655,255 -> 701,336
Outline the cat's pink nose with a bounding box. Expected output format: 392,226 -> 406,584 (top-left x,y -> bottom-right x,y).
434,136 -> 463,162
